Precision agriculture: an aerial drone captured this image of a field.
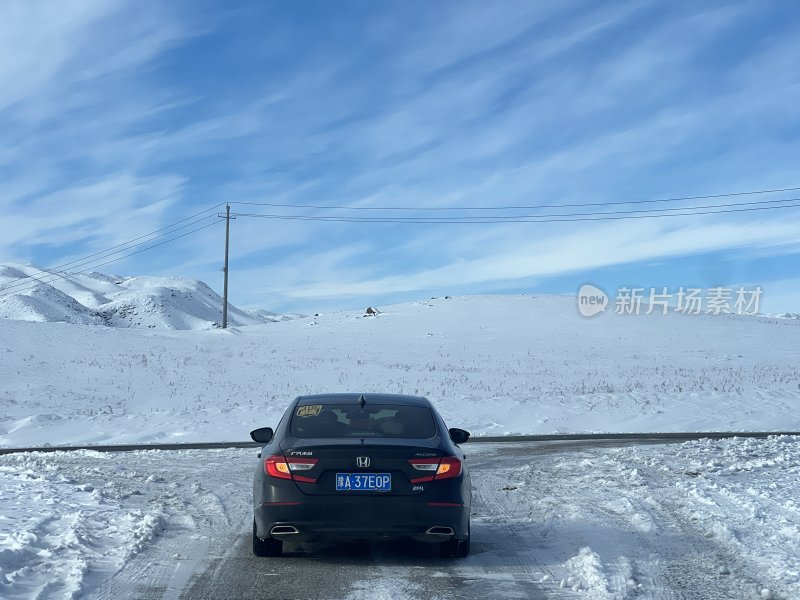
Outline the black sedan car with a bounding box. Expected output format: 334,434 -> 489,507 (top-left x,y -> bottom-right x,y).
250,393 -> 471,557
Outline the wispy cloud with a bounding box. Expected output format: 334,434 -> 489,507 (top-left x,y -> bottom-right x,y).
0,0 -> 198,262
255,217 -> 800,300
1,1 -> 799,311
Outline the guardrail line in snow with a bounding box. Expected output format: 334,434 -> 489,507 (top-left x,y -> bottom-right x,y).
1,431 -> 798,455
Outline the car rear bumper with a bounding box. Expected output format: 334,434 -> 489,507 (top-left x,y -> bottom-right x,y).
254,496 -> 469,543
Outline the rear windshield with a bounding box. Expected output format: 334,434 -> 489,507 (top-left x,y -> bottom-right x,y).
289,403 -> 437,439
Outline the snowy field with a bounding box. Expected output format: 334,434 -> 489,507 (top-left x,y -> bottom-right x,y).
1,436 -> 798,599
1,292 -> 800,448
2,269 -> 799,598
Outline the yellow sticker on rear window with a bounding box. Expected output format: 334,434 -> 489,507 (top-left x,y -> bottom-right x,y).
296,405 -> 323,417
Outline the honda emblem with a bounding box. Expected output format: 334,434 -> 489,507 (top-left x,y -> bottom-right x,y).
356,456 -> 371,468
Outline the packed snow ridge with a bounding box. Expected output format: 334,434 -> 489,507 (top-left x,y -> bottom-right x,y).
0,263 -> 293,330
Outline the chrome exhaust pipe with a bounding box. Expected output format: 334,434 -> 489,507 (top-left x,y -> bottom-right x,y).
425,526 -> 454,536
270,525 -> 299,535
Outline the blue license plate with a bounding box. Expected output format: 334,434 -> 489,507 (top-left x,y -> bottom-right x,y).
336,473 -> 391,491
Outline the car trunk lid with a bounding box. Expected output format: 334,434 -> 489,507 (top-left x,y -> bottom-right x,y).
279,437 -> 444,496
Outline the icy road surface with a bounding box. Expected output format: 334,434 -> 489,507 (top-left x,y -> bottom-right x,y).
1,437 -> 798,599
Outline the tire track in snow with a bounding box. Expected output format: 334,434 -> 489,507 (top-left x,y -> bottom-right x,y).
464,441 -> 780,599
6,441 -> 794,599
614,448 -> 787,600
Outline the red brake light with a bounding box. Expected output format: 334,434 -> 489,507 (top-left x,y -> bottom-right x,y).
408,456 -> 462,482
265,455 -> 318,483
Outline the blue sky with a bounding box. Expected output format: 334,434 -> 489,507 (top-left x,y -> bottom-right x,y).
2,0 -> 800,313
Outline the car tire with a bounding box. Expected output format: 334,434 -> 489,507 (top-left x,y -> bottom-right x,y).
440,524 -> 470,558
252,520 -> 283,557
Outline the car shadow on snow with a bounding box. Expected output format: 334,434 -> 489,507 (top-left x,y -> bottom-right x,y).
275,538 -> 469,563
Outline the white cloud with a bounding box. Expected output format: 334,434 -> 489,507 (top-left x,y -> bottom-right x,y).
1,1 -> 799,314
2,174 -> 186,253
265,215 -> 800,300
0,1 -> 198,263
0,0 -> 117,113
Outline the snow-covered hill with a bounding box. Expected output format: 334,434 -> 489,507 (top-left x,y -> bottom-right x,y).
0,263 -> 281,329
1,293 -> 799,447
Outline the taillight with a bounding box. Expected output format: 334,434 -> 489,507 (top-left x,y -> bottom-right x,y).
408,456 -> 462,483
264,455 -> 318,483
435,457 -> 462,480
265,455 -> 292,479
409,457 -> 438,483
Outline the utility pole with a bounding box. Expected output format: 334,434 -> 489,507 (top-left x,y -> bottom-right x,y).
220,204 -> 232,329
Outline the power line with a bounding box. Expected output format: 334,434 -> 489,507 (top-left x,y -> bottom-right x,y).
76,220 -> 222,274
37,203 -> 222,272
0,219 -> 222,299
230,199 -> 800,224
4,185 -> 800,305
230,185 -> 800,211
0,214 -> 217,296
0,220 -> 222,299
0,203 -> 223,295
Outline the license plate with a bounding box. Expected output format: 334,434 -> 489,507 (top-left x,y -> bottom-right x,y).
336,473 -> 391,491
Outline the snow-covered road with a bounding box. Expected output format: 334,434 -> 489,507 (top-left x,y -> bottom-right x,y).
1,437 -> 798,599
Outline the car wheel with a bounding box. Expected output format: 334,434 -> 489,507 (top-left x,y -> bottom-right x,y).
252,520 -> 283,557
440,523 -> 470,558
